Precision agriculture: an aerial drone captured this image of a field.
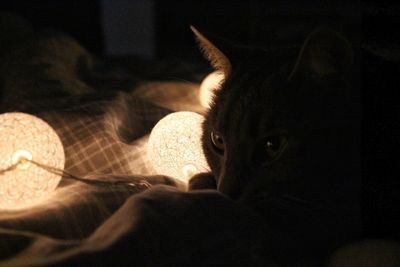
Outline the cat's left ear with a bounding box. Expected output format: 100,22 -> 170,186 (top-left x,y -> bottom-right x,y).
190,25 -> 232,78
289,28 -> 353,79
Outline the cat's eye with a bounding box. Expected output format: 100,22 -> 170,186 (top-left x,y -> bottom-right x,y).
210,131 -> 225,154
265,135 -> 287,160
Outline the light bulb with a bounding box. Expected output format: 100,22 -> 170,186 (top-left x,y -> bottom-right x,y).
147,111 -> 210,185
0,112 -> 65,210
199,71 -> 225,108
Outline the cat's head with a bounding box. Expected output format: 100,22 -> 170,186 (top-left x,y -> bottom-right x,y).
192,26 -> 359,212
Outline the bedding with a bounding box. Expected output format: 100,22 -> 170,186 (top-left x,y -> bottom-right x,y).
0,32 -> 268,266
1,20 -> 399,267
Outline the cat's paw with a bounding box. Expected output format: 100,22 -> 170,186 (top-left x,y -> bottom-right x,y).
188,172 -> 216,190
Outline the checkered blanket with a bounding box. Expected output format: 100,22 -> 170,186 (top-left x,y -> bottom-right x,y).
0,80 -> 191,256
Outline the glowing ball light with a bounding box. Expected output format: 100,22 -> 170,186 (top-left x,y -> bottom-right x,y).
199,71 -> 225,108
0,112 -> 65,210
147,111 -> 210,186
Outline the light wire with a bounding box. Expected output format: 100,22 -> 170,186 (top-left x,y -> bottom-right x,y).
0,157 -> 152,192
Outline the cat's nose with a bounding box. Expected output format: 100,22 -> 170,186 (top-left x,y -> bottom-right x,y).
217,147 -> 253,200
217,164 -> 247,200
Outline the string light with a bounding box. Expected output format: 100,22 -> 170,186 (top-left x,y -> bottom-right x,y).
1,109 -> 213,209
0,112 -> 155,211
147,111 -> 210,186
0,112 -> 65,210
199,71 -> 225,108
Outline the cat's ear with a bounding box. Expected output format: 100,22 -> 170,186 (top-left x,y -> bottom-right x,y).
190,25 -> 232,78
289,28 -> 353,79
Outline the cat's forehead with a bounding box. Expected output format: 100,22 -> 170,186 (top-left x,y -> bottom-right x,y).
206,45 -> 332,137
209,65 -> 290,138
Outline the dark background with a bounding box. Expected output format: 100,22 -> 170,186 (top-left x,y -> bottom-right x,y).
0,0 -> 398,241
0,0 -> 360,61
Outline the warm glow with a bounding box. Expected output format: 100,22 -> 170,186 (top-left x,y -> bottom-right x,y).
147,112 -> 210,185
0,112 -> 65,210
199,71 -> 225,108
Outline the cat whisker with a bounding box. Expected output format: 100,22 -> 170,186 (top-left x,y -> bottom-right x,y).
164,76 -> 197,84
280,194 -> 313,205
249,192 -> 322,211
251,192 -> 274,200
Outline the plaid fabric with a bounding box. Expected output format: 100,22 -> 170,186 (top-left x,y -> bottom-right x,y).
0,81 -> 204,264
39,91 -> 172,176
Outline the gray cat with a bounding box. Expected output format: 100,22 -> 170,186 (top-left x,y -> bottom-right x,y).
190,26 -> 361,265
